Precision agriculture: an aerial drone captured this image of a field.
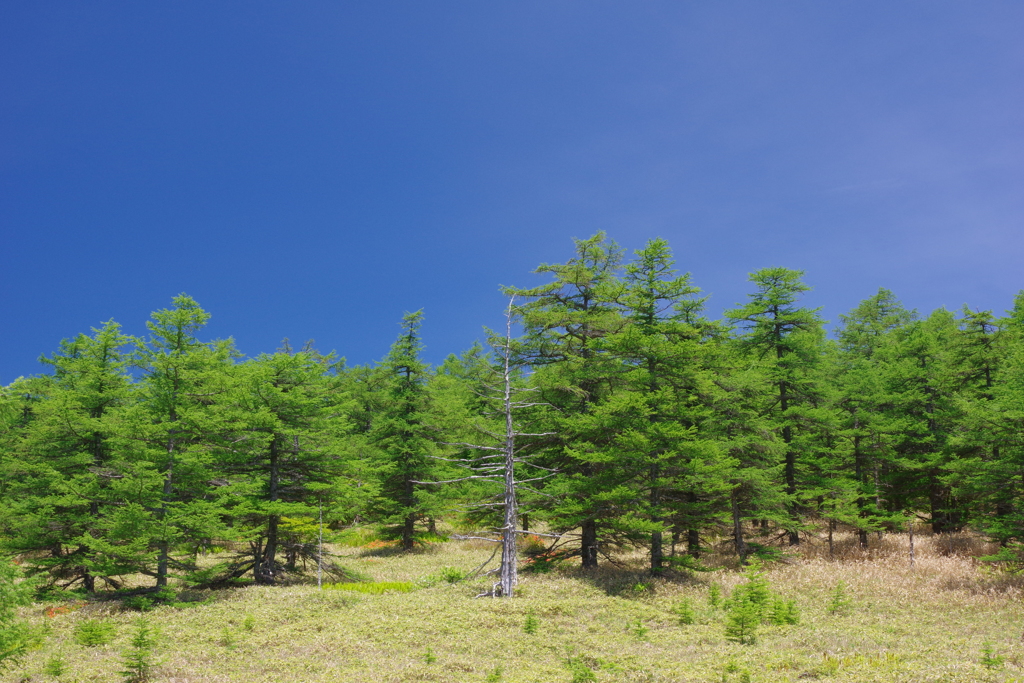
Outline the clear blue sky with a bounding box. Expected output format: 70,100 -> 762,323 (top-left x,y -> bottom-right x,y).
2,2 -> 1022,381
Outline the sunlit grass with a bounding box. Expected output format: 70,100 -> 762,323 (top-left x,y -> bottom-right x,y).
7,529 -> 1024,682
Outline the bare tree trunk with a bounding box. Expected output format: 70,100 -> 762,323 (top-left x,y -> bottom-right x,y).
498,298 -> 519,597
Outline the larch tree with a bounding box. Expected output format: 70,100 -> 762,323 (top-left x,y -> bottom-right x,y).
0,321 -> 136,591
126,294 -> 237,586
368,311 -> 443,551
726,267 -> 825,545
505,232 -> 627,569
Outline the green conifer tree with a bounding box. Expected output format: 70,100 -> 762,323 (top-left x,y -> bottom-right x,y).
368,311 -> 443,550
726,267 -> 825,545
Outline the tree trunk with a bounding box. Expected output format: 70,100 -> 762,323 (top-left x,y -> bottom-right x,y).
156,436 -> 174,588
256,437 -> 281,584
402,513 -> 416,551
498,333 -> 519,598
731,490 -> 747,565
779,373 -> 799,546
687,528 -> 700,558
581,519 -> 598,569
649,465 -> 663,575
650,530 -> 663,575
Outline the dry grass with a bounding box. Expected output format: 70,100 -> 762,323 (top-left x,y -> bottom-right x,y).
6,529 -> 1024,683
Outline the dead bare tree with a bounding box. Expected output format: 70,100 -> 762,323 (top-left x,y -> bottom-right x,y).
417,296 -> 556,597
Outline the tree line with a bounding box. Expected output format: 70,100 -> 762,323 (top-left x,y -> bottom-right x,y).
2,232 -> 1022,592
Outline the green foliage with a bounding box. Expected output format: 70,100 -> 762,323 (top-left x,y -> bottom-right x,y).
522,551 -> 565,574
667,555 -> 714,573
725,564 -> 772,616
335,527 -> 382,548
769,597 -> 800,625
119,619 -> 158,683
979,544 -> 1024,572
74,619 -> 117,647
566,656 -> 597,683
707,583 -> 722,609
44,651 -> 67,677
723,595 -> 760,644
826,580 -> 853,615
322,581 -> 414,594
523,612 -> 539,634
437,566 -> 467,584
219,626 -> 235,649
242,615 -> 255,632
123,588 -> 211,612
484,665 -> 504,682
674,597 -> 695,625
0,557 -> 33,670
423,646 -> 437,664
721,661 -> 752,683
5,239 -> 1024,597
724,562 -> 799,642
630,619 -> 648,640
980,642 -> 1004,670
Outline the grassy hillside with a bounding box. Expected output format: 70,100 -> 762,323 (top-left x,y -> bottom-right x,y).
6,531 -> 1024,683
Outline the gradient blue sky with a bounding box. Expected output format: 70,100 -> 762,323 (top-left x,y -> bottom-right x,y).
2,2 -> 1022,381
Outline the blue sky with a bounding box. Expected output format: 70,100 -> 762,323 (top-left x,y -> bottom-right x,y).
2,2 -> 1022,381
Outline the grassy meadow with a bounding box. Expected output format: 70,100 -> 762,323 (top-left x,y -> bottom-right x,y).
5,529 -> 1024,683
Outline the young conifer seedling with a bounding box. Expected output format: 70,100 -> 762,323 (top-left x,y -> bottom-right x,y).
826,580 -> 853,615
708,583 -> 722,609
980,642 -> 1004,670
119,619 -> 158,683
631,619 -> 648,640
675,597 -> 696,625
43,652 -> 67,678
724,595 -> 760,645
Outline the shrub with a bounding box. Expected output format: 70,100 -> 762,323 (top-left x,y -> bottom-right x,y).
522,551 -> 565,574
519,534 -> 547,556
423,646 -> 437,664
485,665 -> 504,682
523,612 -> 539,634
438,566 -> 467,584
74,619 -> 117,647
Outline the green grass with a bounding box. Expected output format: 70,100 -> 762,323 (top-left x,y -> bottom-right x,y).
6,530 -> 1024,682
323,581 -> 415,594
